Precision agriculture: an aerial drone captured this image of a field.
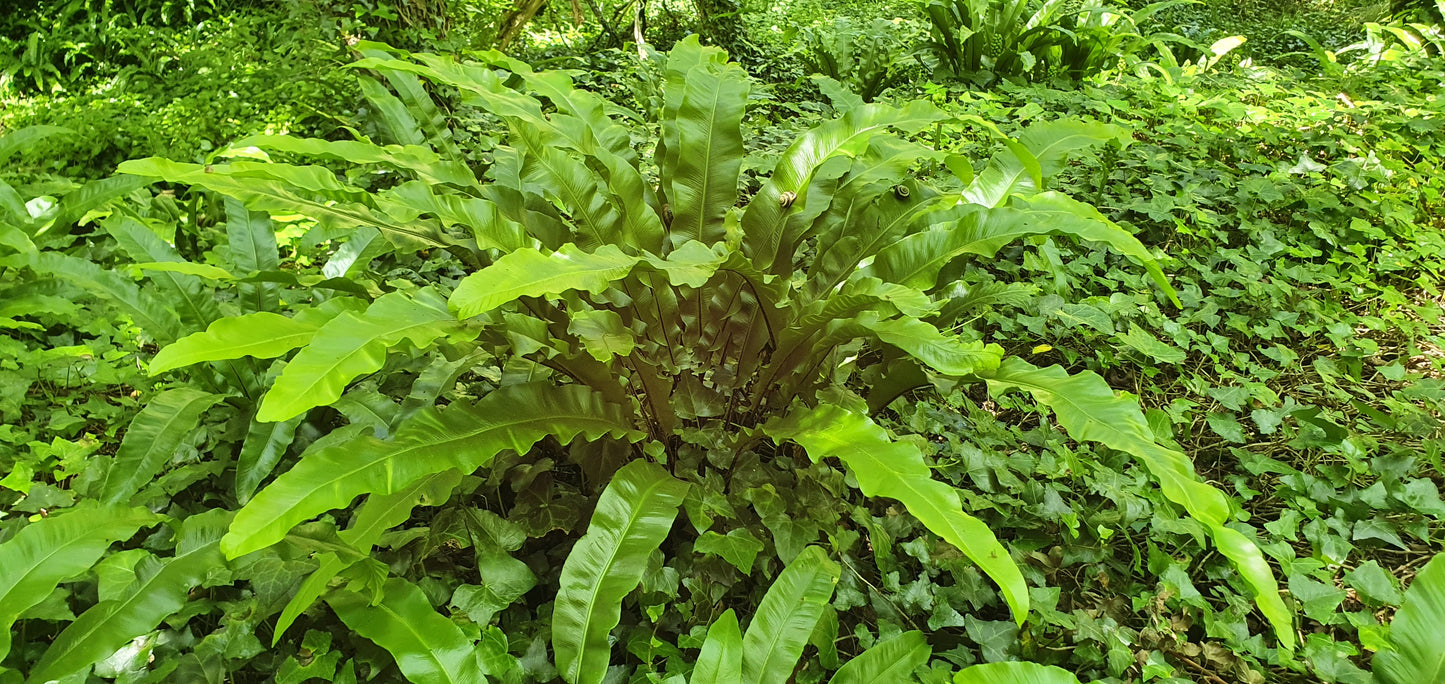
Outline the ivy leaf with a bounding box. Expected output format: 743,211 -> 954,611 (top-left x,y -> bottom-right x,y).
695,529 -> 765,574
1116,323 -> 1186,364
1345,561 -> 1402,606
1207,413 -> 1248,444
1397,479 -> 1445,518
964,615 -> 1017,663
1288,573 -> 1346,623
450,554 -> 537,626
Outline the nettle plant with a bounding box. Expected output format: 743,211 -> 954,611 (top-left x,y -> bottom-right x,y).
1,39 -> 1291,681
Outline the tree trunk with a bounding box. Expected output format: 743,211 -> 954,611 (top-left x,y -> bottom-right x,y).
495,0 -> 549,51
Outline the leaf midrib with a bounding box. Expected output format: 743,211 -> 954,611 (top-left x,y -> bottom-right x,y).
799,425 -> 1025,615
754,118 -> 900,262
0,534 -> 105,620
0,513 -> 152,625
155,316 -> 316,371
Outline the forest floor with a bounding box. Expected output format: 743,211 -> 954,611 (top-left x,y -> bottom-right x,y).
2,0 -> 1443,682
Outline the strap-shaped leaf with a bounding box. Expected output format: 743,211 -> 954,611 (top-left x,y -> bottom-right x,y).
1017,121 -> 1131,178
1374,553 -> 1445,684
129,262 -> 236,280
806,180 -> 924,300
644,239 -> 732,288
935,281 -> 1038,323
741,101 -> 945,274
980,357 -> 1292,650
355,44 -> 464,159
0,125 -> 72,165
497,65 -> 664,249
963,119 -> 1128,207
116,158 -> 459,254
432,56 -> 664,251
224,161 -> 372,204
512,122 -> 627,250
657,36 -> 708,205
2,251 -> 185,341
382,181 -> 530,253
692,609 -> 743,684
150,301 -> 362,375
805,137 -> 933,296
766,404 -> 1028,624
257,290 -> 458,422
224,198 -> 280,313
859,315 -> 1003,377
554,460 -> 689,684
828,630 -> 931,684
28,510 -> 231,683
0,216 -> 35,254
740,546 -> 840,684
35,175 -> 151,245
328,577 -> 486,684
273,469 -> 462,644
235,415 -> 302,504
482,56 -> 636,161
104,216 -> 223,329
233,135 -> 478,189
867,192 -> 1178,306
0,503 -> 159,661
100,389 -> 223,504
450,243 -> 641,319
953,662 -> 1084,684
224,383 -> 641,558
666,49 -> 750,248
358,73 -> 427,146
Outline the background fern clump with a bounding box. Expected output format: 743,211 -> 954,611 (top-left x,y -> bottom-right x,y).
919,0 -> 1190,84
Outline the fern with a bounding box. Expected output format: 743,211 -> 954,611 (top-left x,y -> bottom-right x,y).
2,36 -> 1298,682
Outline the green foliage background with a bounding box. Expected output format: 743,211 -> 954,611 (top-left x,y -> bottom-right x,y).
2,0 -> 1445,682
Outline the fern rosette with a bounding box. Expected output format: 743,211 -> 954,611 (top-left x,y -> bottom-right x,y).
1,36 -> 1298,683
